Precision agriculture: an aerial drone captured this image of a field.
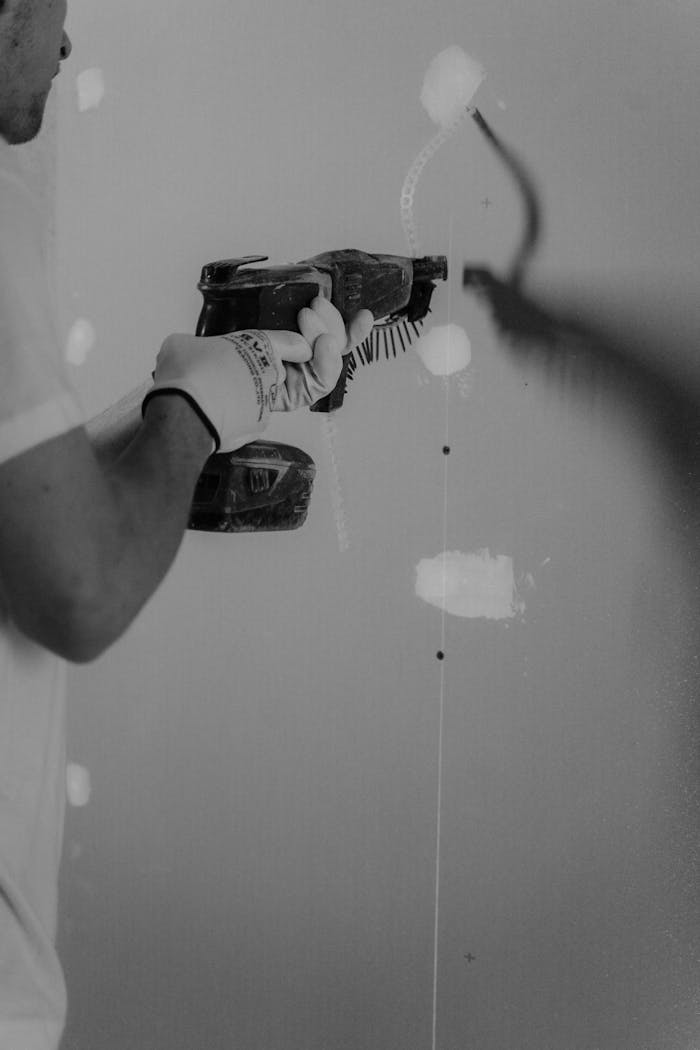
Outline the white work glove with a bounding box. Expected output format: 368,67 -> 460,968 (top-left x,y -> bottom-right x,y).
275,295 -> 373,412
143,296 -> 373,453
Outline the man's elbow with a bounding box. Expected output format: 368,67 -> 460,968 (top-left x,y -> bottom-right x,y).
13,588 -> 127,664
54,618 -> 116,664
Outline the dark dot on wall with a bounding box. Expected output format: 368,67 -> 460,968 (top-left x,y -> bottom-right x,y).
437,651 -> 445,660
443,446 -> 450,455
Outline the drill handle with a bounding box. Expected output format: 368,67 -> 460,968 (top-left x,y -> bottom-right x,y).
310,357 -> 350,413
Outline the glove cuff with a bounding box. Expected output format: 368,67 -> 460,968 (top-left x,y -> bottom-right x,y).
142,387 -> 220,453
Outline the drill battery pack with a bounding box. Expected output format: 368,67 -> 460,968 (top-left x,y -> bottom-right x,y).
189,439 -> 316,533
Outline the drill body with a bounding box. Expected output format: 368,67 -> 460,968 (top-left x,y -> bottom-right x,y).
188,249 -> 447,532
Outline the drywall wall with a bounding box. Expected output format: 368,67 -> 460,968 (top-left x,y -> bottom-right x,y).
24,0 -> 700,1046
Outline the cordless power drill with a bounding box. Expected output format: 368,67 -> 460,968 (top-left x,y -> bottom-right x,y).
188,249 -> 448,532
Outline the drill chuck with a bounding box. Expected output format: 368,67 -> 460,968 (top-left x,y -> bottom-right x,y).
411,256 -> 449,283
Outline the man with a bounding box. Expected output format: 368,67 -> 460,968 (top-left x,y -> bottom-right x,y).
0,2 -> 373,1047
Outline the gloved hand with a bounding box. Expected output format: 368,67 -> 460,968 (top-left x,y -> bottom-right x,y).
274,296 -> 374,412
143,297 -> 374,453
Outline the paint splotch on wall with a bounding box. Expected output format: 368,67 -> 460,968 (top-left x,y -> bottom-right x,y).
415,548 -> 525,620
420,46 -> 486,130
65,317 -> 96,365
414,323 -> 471,377
76,68 -> 106,112
66,764 -> 92,807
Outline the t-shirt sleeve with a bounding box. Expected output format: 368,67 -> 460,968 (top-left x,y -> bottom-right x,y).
0,167 -> 85,467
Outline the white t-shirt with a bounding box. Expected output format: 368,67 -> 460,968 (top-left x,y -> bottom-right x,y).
0,140 -> 86,1050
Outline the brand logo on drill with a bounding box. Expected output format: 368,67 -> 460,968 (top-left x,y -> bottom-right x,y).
345,273 -> 362,310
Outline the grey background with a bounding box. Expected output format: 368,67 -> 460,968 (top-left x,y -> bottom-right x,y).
22,0 -> 700,1046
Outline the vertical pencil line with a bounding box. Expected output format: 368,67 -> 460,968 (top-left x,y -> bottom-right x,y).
431,211 -> 453,1050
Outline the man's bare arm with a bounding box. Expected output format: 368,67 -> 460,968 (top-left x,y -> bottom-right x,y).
0,302 -> 369,664
0,393 -> 213,663
85,380 -> 151,464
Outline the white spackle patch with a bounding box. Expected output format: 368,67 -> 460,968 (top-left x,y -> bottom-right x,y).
66,764 -> 92,807
415,548 -> 525,620
414,323 -> 471,377
65,317 -> 96,366
76,68 -> 106,112
420,46 -> 486,129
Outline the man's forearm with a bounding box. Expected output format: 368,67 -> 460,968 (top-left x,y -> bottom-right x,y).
75,394 -> 214,659
86,381 -> 151,463
0,388 -> 215,662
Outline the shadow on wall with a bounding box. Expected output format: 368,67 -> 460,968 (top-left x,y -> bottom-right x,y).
462,263 -> 700,518
462,110 -> 699,565
460,108 -> 700,768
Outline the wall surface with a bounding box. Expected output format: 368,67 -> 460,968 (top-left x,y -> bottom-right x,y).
24,0 -> 700,1046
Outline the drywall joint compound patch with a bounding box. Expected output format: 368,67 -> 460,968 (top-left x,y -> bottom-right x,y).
66,763 -> 92,807
415,548 -> 526,620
